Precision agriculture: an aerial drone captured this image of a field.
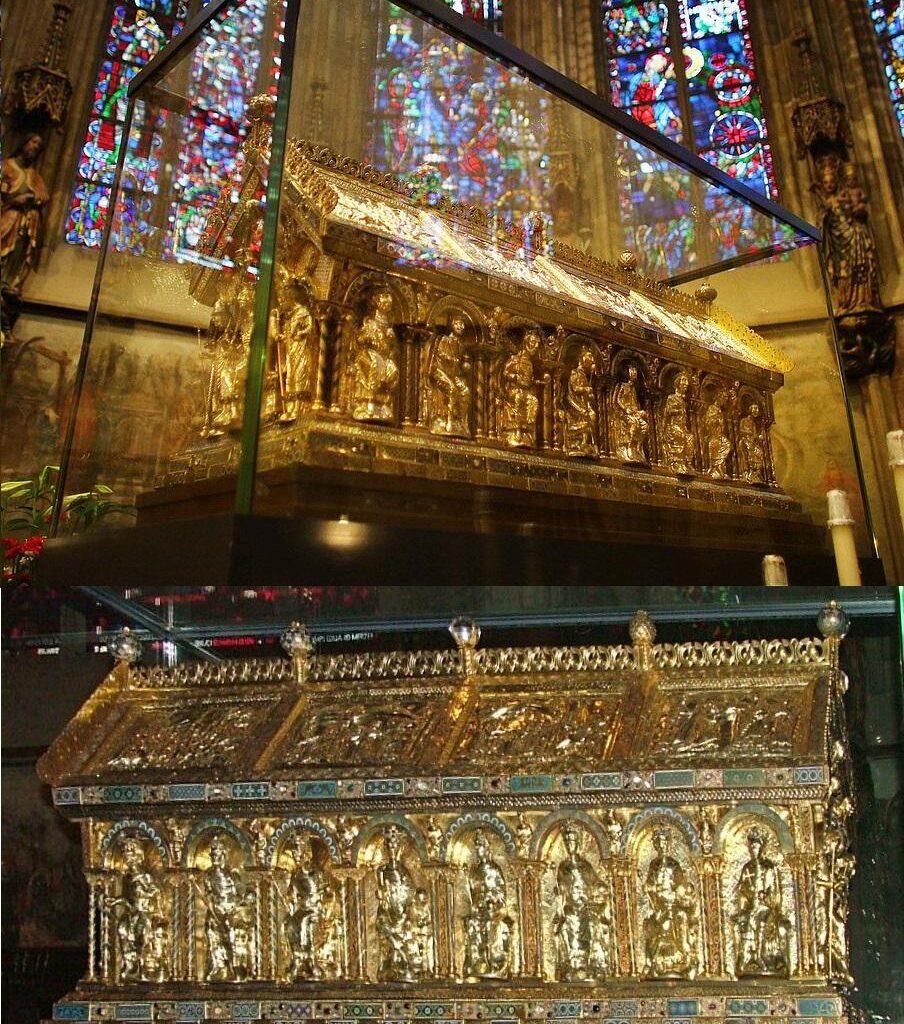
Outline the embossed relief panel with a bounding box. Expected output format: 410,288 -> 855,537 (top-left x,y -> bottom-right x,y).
85,694 -> 290,776
450,677 -> 628,771
639,674 -> 818,763
267,690 -> 454,771
270,824 -> 344,982
185,825 -> 260,983
100,829 -> 172,985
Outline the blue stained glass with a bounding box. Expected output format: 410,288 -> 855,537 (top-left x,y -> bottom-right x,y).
165,0 -> 270,260
371,5 -> 547,218
67,1 -> 184,248
868,0 -> 904,138
65,184 -> 109,247
603,0 -> 779,274
106,5 -> 168,61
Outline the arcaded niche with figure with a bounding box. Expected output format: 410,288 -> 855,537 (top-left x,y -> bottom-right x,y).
38,605 -> 856,1023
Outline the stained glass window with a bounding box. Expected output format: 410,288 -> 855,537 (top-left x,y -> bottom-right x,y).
602,0 -> 786,273
370,1 -> 549,224
867,0 -> 904,135
166,0 -> 271,260
65,1 -> 187,248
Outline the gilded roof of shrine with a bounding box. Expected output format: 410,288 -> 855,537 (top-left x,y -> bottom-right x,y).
286,142 -> 793,375
39,616 -> 842,793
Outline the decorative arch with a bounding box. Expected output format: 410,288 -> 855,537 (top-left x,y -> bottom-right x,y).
426,294 -> 487,330
182,817 -> 254,866
610,347 -> 651,385
714,803 -> 795,854
352,813 -> 428,865
442,811 -> 517,860
530,808 -> 609,861
101,819 -> 170,865
622,805 -> 702,856
342,271 -> 415,324
266,816 -> 340,864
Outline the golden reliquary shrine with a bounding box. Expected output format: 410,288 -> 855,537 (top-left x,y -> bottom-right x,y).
39,605 -> 857,1024
141,95 -> 818,547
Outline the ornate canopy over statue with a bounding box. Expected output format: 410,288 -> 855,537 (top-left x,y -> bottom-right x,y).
40,606 -> 855,1024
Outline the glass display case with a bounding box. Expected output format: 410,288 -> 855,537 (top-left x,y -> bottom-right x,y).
49,0 -> 879,581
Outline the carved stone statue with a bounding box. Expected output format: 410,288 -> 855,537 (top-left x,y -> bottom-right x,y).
282,833 -> 339,981
610,364 -> 649,463
563,349 -> 598,457
464,829 -> 513,980
660,373 -> 696,474
553,824 -> 611,982
818,161 -> 882,318
1,133 -> 49,300
642,828 -> 699,979
199,834 -> 256,982
427,316 -> 471,437
108,838 -> 166,982
498,330 -> 540,448
351,289 -> 400,422
376,826 -> 428,981
274,290 -> 316,423
701,389 -> 732,479
731,828 -> 791,977
737,403 -> 767,484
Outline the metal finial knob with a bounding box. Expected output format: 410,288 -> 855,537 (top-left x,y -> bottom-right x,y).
618,250 -> 638,273
817,600 -> 849,639
629,610 -> 656,645
694,283 -> 717,304
449,617 -> 481,650
110,626 -> 142,665
281,622 -> 313,657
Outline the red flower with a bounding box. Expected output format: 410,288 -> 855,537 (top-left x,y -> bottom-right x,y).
20,536 -> 45,555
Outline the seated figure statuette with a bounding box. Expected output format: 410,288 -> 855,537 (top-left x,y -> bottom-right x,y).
282,833 -> 341,981
553,824 -> 611,982
660,372 -> 696,475
610,364 -> 650,464
563,349 -> 598,457
464,829 -> 514,980
198,834 -> 256,983
731,827 -> 791,977
351,289 -> 400,423
498,330 -> 540,448
642,828 -> 699,980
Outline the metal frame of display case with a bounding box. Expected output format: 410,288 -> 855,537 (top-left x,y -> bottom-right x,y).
46,0 -> 878,578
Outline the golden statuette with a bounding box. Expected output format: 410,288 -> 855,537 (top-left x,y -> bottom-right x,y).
39,606 -> 857,1024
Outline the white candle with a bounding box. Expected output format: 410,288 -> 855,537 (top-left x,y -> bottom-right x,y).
887,430 -> 904,539
827,489 -> 862,586
761,554 -> 789,585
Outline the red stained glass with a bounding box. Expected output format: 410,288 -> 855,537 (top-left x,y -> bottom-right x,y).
67,1 -> 185,249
